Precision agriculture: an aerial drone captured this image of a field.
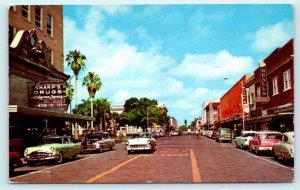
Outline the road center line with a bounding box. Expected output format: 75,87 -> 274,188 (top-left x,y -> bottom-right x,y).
190,149 -> 202,182
85,154 -> 143,183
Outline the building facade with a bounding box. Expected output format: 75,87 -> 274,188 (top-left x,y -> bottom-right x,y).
202,100 -> 220,130
9,5 -> 94,150
245,39 -> 294,132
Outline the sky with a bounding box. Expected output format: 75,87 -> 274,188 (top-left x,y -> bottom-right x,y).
63,4 -> 293,126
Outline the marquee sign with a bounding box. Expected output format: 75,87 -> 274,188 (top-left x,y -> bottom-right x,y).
29,83 -> 67,108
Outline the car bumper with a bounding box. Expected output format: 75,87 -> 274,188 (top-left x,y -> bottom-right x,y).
126,145 -> 153,151
258,147 -> 272,151
25,155 -> 59,162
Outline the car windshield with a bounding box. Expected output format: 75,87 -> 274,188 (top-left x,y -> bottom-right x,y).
262,133 -> 282,140
39,138 -> 62,145
132,133 -> 151,138
221,128 -> 231,133
243,133 -> 256,137
86,135 -> 102,140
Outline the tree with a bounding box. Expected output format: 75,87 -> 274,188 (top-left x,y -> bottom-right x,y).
82,72 -> 102,129
65,79 -> 74,114
65,50 -> 86,108
93,98 -> 111,131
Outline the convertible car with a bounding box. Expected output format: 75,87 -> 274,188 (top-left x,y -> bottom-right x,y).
126,132 -> 156,154
24,136 -> 82,165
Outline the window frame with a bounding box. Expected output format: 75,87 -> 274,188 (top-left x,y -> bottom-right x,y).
46,14 -> 53,36
35,6 -> 42,29
22,5 -> 30,21
283,69 -> 291,91
272,76 -> 279,96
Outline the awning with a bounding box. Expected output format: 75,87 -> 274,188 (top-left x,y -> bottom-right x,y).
9,105 -> 95,121
245,112 -> 293,124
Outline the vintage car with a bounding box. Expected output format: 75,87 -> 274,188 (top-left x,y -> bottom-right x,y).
126,132 -> 156,154
81,132 -> 115,153
9,139 -> 23,174
235,131 -> 257,149
170,130 -> 179,136
24,136 -> 82,165
272,131 -> 294,164
216,128 -> 232,143
206,130 -> 214,138
249,131 -> 282,155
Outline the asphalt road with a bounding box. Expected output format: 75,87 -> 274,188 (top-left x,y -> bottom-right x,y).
9,135 -> 294,183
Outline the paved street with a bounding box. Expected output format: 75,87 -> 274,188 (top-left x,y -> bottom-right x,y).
10,135 -> 294,183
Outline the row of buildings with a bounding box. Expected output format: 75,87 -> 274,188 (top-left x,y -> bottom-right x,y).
202,39 -> 294,137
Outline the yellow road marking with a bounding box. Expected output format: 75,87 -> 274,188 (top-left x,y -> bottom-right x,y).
85,154 -> 143,183
190,149 -> 202,182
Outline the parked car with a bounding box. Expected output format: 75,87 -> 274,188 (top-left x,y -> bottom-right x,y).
206,130 -> 214,138
24,136 -> 82,165
126,132 -> 156,154
216,128 -> 232,143
81,132 -> 115,153
170,130 -> 179,136
235,131 -> 257,149
272,131 -> 294,164
9,139 -> 23,174
249,131 -> 282,155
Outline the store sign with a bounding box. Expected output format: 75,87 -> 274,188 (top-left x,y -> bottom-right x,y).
250,108 -> 262,118
260,66 -> 268,97
29,83 -> 67,108
242,87 -> 247,105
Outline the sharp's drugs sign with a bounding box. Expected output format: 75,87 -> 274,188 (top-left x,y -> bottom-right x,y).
29,83 -> 67,108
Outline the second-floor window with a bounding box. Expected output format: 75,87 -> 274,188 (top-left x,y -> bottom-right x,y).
46,14 -> 52,36
272,76 -> 279,96
22,5 -> 29,20
35,6 -> 42,28
283,69 -> 291,91
256,87 -> 261,98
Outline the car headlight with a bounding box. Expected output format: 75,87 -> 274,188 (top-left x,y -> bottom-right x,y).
24,149 -> 28,155
147,140 -> 151,144
50,147 -> 55,152
126,141 -> 129,145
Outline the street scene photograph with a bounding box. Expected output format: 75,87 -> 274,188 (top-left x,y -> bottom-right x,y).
7,2 -> 295,185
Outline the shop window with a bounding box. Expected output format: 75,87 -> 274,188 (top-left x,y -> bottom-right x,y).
46,14 -> 52,36
22,5 -> 30,21
283,69 -> 291,91
272,76 -> 279,96
35,6 -> 42,29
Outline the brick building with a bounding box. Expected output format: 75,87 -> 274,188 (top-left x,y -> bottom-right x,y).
202,100 -> 220,130
245,39 -> 294,132
9,5 -> 94,149
217,75 -> 251,137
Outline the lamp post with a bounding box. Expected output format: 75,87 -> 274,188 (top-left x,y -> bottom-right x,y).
147,107 -> 149,133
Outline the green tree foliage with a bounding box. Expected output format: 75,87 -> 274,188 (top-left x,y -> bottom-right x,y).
120,97 -> 168,131
65,50 -> 86,107
82,72 -> 102,98
65,79 -> 74,113
180,125 -> 188,131
189,117 -> 202,129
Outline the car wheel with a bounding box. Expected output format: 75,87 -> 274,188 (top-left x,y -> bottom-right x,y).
56,152 -> 63,164
27,160 -> 35,166
127,151 -> 132,154
240,144 -> 244,149
72,154 -> 78,160
248,146 -> 252,152
235,142 -> 239,148
272,151 -> 278,160
255,148 -> 260,155
99,146 -> 103,153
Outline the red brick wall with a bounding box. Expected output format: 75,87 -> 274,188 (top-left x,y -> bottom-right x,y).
9,5 -> 64,72
219,77 -> 246,121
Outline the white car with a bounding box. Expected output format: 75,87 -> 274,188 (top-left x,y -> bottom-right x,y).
170,130 -> 179,136
126,133 -> 156,154
235,131 -> 257,149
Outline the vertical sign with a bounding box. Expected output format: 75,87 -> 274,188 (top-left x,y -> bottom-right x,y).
242,87 -> 247,105
260,66 -> 267,97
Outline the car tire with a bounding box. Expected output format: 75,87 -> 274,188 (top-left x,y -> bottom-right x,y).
127,151 -> 132,154
99,147 -> 103,153
56,152 -> 63,164
72,154 -> 78,160
272,151 -> 278,160
235,142 -> 239,148
248,146 -> 252,152
255,148 -> 260,156
27,161 -> 35,166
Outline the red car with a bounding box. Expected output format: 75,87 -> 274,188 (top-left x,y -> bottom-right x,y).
9,139 -> 23,174
249,131 -> 282,155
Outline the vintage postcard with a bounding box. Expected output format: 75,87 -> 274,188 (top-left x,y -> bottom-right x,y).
8,3 -> 294,184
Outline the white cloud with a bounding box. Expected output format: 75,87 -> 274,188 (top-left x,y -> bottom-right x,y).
249,21 -> 293,52
168,50 -> 254,80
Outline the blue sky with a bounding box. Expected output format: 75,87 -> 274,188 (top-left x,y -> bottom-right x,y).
63,4 -> 293,125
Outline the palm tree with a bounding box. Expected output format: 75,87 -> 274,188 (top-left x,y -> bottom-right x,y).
65,50 -> 86,108
94,98 -> 111,131
82,72 -> 102,130
65,79 -> 74,114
